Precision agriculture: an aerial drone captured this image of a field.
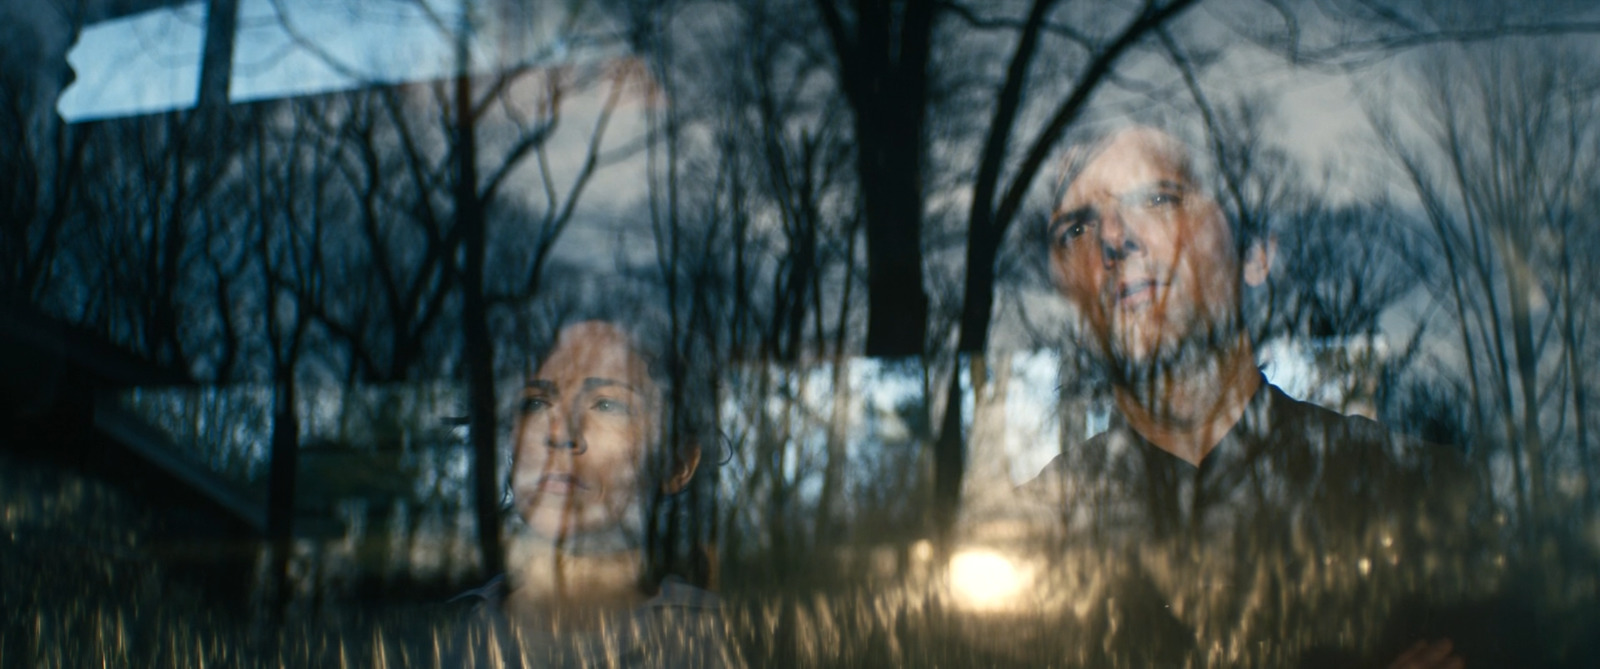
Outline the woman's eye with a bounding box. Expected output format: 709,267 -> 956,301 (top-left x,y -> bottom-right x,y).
519,397 -> 550,414
1054,220 -> 1089,247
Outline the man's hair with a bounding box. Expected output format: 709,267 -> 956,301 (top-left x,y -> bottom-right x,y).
1052,126 -> 1202,201
1051,124 -> 1262,255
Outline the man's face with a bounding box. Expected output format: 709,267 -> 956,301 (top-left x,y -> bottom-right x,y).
1048,129 -> 1255,369
510,321 -> 660,538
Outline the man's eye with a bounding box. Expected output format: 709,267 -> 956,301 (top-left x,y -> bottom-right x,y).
592,398 -> 632,414
1144,191 -> 1181,208
518,397 -> 550,414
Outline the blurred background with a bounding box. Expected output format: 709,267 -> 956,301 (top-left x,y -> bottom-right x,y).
3,0 -> 1598,666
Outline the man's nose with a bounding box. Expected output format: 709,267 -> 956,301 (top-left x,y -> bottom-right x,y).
1098,207 -> 1139,264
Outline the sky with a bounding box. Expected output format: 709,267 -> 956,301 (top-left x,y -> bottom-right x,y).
55,0 -> 621,121
51,1 -> 1379,167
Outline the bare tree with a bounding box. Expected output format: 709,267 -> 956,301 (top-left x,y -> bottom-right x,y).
243,108 -> 322,618
624,0 -> 869,572
262,0 -> 637,575
0,45 -> 88,303
1374,39 -> 1600,527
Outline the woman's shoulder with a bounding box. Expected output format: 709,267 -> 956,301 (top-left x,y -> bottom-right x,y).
647,576 -> 722,612
633,577 -> 741,668
449,574 -> 509,611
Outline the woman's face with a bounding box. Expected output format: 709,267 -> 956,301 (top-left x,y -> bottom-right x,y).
510,322 -> 660,538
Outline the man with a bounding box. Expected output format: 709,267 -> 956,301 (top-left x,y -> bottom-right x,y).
1025,126 -> 1483,668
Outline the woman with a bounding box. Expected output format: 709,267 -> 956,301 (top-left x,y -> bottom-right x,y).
457,319 -> 733,668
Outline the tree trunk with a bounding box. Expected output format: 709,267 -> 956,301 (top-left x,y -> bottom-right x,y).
455,65 -> 504,577
1558,230 -> 1593,512
930,362 -> 966,554
265,369 -> 299,621
1504,238 -> 1546,523
816,0 -> 935,357
198,0 -> 239,109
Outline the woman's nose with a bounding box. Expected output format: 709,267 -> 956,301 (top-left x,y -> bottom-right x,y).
545,405 -> 586,454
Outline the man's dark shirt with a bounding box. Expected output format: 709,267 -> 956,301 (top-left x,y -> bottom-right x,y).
1020,378 -> 1491,667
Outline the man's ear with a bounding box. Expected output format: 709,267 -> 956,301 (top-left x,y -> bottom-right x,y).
661,444 -> 701,494
1243,234 -> 1276,287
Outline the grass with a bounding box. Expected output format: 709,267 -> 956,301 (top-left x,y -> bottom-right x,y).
6,444 -> 1600,667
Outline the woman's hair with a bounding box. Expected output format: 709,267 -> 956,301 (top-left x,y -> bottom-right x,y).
523,313 -> 719,471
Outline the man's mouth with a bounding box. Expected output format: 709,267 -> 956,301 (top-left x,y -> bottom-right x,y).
1114,279 -> 1160,308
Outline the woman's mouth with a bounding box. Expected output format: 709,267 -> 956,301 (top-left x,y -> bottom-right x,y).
537,473 -> 584,495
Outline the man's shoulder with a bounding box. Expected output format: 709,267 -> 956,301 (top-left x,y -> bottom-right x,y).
1261,384 -> 1387,443
1259,383 -> 1481,510
1258,383 -> 1463,467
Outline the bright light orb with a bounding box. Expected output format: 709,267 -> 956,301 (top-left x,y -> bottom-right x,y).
949,549 -> 1027,612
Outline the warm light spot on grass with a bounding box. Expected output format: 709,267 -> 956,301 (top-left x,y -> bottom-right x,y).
949,549 -> 1026,612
